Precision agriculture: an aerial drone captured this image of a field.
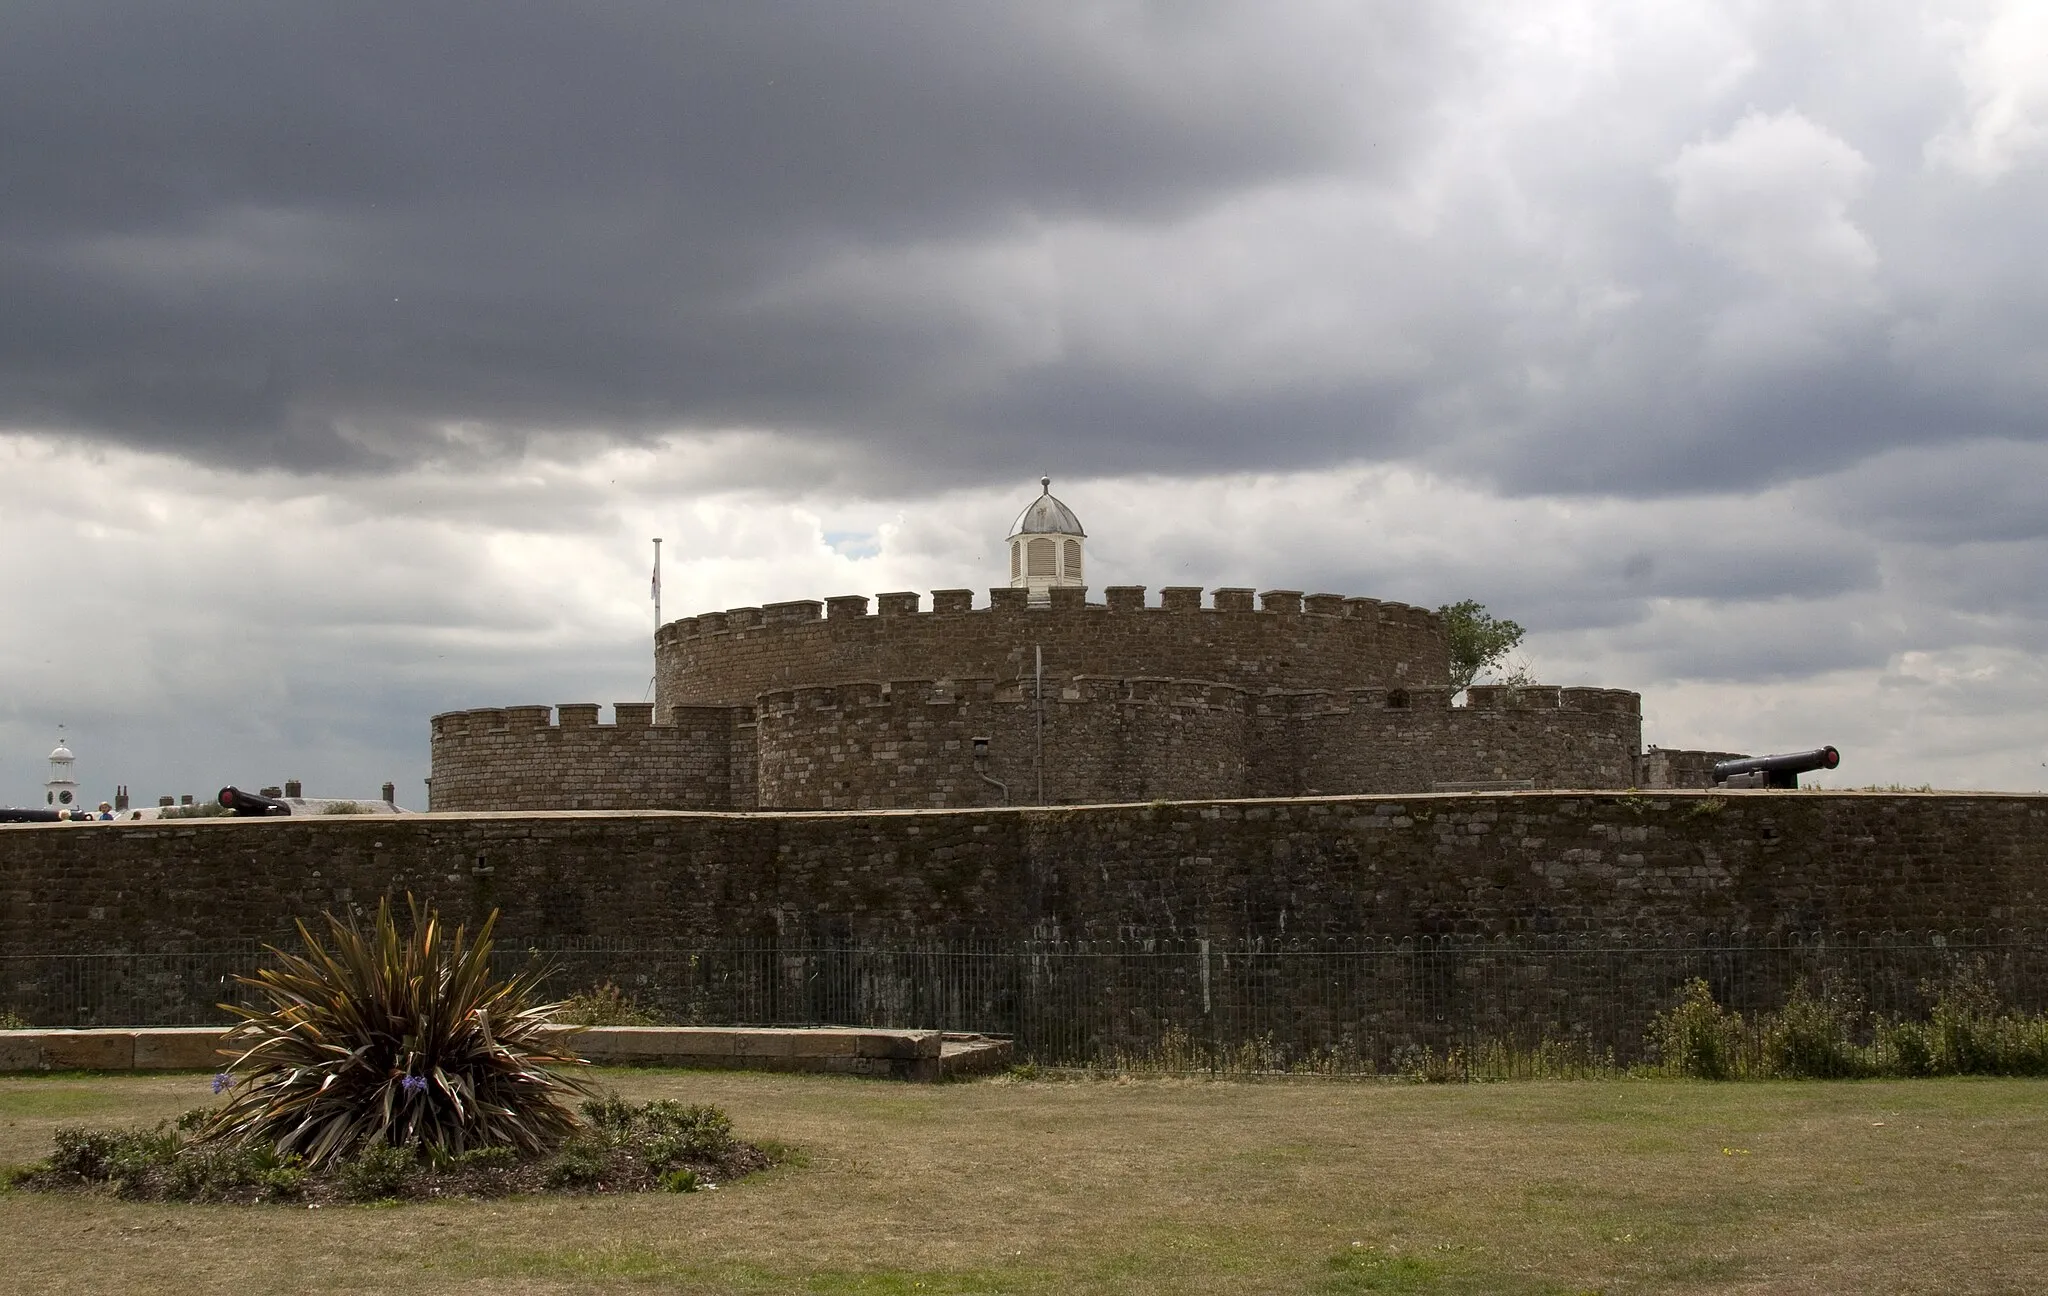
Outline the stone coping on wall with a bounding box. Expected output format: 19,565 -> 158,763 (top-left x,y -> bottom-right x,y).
8,787 -> 2034,835
656,585 -> 1438,646
431,680 -> 1644,735
0,1026 -> 1011,1083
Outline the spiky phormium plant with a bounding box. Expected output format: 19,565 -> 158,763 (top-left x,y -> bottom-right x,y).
202,897 -> 591,1167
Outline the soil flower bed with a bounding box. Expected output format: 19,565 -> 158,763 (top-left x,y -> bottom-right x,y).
8,1093 -> 777,1205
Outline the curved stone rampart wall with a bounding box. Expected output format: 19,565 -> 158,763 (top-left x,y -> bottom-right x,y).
430,680 -> 1643,811
754,676 -> 1254,809
654,586 -> 1447,711
428,702 -> 749,811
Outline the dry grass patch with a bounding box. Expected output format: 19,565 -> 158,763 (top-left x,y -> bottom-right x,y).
3,1069 -> 2047,1293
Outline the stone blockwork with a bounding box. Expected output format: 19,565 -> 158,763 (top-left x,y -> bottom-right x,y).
5,794 -> 2045,955
755,677 -> 1255,809
431,587 -> 1668,811
654,586 -> 1448,709
433,678 -> 1643,811
1641,747 -> 1749,790
428,703 -> 745,811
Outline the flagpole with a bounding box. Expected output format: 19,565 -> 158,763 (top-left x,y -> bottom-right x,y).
647,537 -> 663,704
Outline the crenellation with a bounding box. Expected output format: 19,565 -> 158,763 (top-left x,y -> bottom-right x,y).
826,595 -> 870,620
1104,585 -> 1147,611
557,703 -> 601,727
1212,588 -> 1256,612
1259,589 -> 1304,613
1160,586 -> 1204,612
764,599 -> 822,626
1304,593 -> 1346,616
877,591 -> 921,617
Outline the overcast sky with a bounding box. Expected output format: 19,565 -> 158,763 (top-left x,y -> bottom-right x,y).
4,1 -> 2045,807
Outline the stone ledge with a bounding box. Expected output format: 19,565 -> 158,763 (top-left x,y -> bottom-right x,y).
0,1025 -> 985,1083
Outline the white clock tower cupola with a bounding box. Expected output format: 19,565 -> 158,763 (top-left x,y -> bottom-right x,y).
45,730 -> 80,810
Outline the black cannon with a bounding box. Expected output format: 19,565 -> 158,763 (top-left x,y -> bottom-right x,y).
0,808 -> 68,823
1711,746 -> 1840,789
219,786 -> 292,816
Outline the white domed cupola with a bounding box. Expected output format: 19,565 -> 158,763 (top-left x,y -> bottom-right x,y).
1008,477 -> 1086,603
45,732 -> 79,809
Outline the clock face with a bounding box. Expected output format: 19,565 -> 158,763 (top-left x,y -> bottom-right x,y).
58,790 -> 73,804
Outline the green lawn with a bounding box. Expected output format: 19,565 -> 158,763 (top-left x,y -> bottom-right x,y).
3,1069 -> 2045,1294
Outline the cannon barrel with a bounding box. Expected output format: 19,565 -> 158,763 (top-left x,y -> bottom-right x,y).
0,808 -> 67,823
1712,746 -> 1839,789
219,786 -> 292,816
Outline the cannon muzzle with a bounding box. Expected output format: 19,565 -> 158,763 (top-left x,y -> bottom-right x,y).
1711,746 -> 1839,789
219,786 -> 292,816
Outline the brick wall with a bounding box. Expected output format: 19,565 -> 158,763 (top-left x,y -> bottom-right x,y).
5,793 -> 2045,954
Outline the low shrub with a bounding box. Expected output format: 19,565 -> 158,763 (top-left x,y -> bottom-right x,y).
1762,980 -> 1871,1079
544,1093 -> 758,1190
557,982 -> 666,1027
1649,979 -> 1748,1079
1648,966 -> 2048,1081
1877,964 -> 2048,1077
15,1093 -> 774,1204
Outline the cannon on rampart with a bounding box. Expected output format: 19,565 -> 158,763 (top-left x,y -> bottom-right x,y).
218,786 -> 292,816
1712,747 -> 1840,789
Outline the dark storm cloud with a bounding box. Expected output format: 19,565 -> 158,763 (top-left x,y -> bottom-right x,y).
0,2 -> 1435,471
2,2 -> 2042,506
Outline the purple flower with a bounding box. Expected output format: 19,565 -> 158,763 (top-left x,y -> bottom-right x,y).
400,1074 -> 428,1096
211,1072 -> 232,1094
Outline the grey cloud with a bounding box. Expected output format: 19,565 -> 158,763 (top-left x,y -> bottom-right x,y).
1811,440 -> 2048,545
1,2 -> 1440,473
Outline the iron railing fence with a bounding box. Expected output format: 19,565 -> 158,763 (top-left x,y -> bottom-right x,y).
6,932 -> 2047,1070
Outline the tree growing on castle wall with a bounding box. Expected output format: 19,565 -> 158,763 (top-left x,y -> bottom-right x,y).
1439,600 -> 1527,694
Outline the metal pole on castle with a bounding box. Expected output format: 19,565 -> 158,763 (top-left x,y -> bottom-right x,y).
645,538 -> 663,704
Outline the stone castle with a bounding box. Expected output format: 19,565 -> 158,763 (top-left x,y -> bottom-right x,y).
428,481 -> 1717,812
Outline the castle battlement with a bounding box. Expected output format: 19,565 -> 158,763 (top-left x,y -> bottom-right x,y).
431,701 -> 676,738
656,584 -> 1450,713
656,585 -> 1439,646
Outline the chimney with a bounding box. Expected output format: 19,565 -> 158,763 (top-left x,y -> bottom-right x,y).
381,781 -> 396,805
284,779 -> 302,799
